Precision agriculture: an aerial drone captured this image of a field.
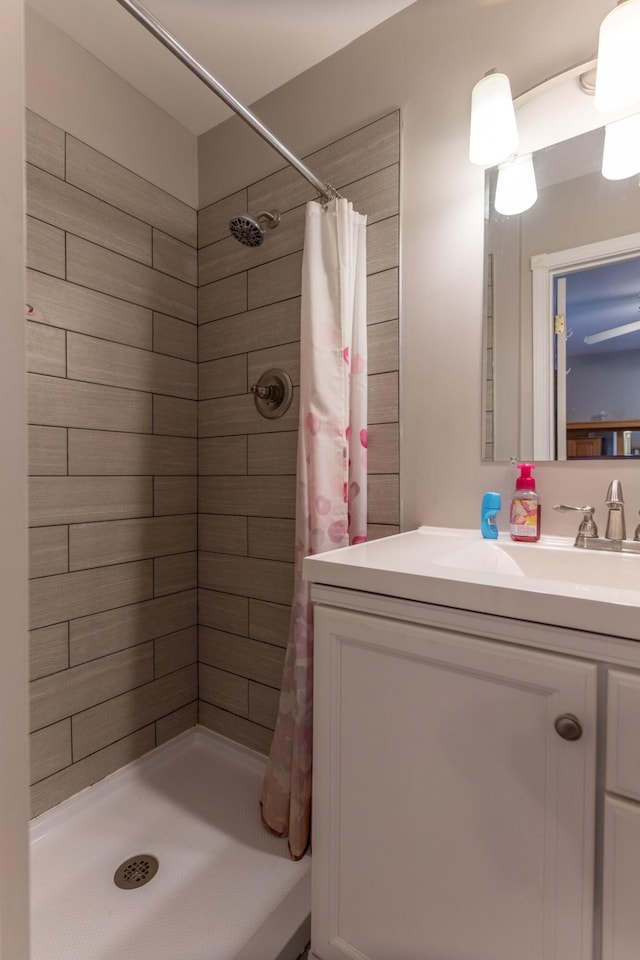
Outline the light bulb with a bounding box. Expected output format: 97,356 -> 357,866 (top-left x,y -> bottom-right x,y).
494,154 -> 537,215
595,0 -> 640,112
602,113 -> 640,179
469,72 -> 519,167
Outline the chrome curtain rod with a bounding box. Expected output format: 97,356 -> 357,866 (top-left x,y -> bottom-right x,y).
114,0 -> 340,202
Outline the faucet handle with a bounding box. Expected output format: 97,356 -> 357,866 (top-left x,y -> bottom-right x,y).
553,503 -> 596,515
606,479 -> 624,505
553,504 -> 598,542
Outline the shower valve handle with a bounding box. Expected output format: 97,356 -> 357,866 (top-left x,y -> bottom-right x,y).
251,382 -> 283,403
250,369 -> 294,420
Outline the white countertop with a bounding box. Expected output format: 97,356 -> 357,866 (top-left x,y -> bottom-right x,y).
303,526 -> 640,643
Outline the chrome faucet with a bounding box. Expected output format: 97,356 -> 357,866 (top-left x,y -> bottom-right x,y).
554,480 -> 640,554
553,504 -> 598,547
604,479 -> 626,541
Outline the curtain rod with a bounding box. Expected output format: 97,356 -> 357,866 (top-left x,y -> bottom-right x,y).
114,0 -> 340,202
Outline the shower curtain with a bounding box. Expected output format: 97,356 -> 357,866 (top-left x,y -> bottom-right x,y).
260,198 -> 368,860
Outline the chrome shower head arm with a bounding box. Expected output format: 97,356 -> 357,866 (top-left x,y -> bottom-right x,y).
256,210 -> 280,229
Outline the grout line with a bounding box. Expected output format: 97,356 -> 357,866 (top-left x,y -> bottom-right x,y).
26,156 -> 195,249
26,266 -> 189,334
54,327 -> 198,369
66,232 -> 197,290
29,368 -> 197,405
31,679 -> 198,787
63,129 -> 197,241
31,587 -> 197,643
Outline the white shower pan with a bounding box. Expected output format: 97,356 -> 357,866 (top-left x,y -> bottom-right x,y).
30,727 -> 310,960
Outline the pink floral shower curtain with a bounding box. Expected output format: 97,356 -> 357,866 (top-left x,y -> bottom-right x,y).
260,198 -> 368,860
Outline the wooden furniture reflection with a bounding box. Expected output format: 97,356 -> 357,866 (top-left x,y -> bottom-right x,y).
567,420 -> 640,458
567,435 -> 603,457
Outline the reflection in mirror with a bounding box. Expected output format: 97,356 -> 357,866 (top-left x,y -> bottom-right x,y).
483,126 -> 640,462
561,255 -> 640,459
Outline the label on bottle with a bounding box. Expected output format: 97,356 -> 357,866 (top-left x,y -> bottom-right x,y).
510,498 -> 538,538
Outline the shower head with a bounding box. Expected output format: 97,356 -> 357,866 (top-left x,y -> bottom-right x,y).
229,210 -> 280,247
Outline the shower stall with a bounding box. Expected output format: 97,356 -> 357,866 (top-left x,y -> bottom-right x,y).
1,0 -> 401,956
25,93 -> 313,953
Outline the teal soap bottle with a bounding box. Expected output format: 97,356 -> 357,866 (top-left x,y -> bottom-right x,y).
481,492 -> 501,539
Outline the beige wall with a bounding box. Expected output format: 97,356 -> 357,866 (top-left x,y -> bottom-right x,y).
26,110 -> 199,817
199,0 -> 639,534
25,7 -> 198,207
0,0 -> 29,956
3,0 -> 638,936
197,113 -> 400,751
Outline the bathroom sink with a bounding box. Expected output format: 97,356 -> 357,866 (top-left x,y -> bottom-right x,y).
429,535 -> 640,591
303,526 -> 640,643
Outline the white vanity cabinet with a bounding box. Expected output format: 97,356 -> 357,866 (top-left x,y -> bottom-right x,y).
602,796 -> 640,960
310,595 -> 597,960
602,670 -> 640,960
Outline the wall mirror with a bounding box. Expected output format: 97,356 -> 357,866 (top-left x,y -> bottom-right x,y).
483,120 -> 640,462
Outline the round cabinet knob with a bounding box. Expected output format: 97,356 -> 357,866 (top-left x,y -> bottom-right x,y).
554,713 -> 583,741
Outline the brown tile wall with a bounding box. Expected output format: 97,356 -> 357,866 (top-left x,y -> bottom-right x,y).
25,109 -> 401,810
197,112 -> 401,753
26,111 -> 199,817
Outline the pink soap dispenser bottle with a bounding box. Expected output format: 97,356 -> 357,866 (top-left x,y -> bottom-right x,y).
510,463 -> 541,542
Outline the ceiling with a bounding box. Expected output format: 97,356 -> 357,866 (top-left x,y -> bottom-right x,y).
565,256 -> 640,357
26,0 -> 418,135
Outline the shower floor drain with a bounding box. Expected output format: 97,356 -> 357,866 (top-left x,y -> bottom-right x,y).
113,854 -> 159,890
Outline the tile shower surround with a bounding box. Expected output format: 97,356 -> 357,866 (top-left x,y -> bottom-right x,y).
196,111 -> 400,752
26,110 -> 198,818
26,108 -> 400,813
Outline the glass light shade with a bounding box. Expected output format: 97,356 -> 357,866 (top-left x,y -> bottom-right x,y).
602,113 -> 640,178
469,72 -> 519,166
595,0 -> 640,112
494,154 -> 538,216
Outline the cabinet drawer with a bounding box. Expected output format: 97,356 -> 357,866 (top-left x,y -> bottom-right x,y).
602,795 -> 640,960
607,670 -> 640,801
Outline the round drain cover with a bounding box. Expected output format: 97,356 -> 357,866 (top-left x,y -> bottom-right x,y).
114,854 -> 159,890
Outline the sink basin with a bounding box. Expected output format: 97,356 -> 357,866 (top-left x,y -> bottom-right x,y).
303,526 -> 640,643
430,535 -> 640,591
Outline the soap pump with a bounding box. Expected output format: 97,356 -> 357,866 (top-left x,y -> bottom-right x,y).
481,492 -> 501,539
510,463 -> 540,542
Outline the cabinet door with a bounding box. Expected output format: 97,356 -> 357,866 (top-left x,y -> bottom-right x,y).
602,795 -> 640,960
607,670 -> 640,802
311,607 -> 597,960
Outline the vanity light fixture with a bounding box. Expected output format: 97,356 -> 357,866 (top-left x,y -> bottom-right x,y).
595,0 -> 640,113
472,1 -> 640,215
584,318 -> 640,344
494,153 -> 538,215
602,112 -> 640,179
469,70 -> 519,166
